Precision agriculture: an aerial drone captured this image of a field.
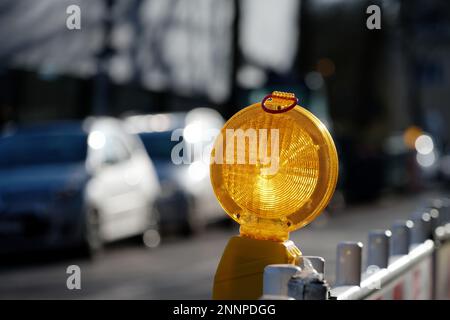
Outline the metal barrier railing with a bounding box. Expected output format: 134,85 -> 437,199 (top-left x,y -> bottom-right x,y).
261,197 -> 450,300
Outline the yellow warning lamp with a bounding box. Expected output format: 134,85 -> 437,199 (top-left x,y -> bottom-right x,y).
211,91 -> 339,299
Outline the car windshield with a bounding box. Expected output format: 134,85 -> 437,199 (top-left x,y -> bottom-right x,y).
139,131 -> 184,161
0,133 -> 87,168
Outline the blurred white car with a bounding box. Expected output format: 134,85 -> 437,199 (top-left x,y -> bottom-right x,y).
0,118 -> 160,256
124,108 -> 226,235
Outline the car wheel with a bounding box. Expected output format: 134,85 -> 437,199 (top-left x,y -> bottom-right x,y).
148,201 -> 160,233
79,207 -> 103,258
180,197 -> 205,237
137,202 -> 162,248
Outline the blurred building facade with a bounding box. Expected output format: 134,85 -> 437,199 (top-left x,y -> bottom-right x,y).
1,0 -> 449,200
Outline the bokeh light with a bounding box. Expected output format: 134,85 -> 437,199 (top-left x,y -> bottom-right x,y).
87,131 -> 106,150
415,134 -> 434,155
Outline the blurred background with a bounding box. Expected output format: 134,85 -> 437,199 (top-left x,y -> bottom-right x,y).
0,0 -> 449,299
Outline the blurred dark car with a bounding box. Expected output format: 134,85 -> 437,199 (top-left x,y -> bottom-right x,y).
0,118 -> 160,256
124,108 -> 226,235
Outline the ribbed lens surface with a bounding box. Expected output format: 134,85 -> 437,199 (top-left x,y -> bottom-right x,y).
221,110 -> 320,219
210,103 -> 338,234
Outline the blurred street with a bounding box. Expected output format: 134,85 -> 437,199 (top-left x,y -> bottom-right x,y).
0,192 -> 439,300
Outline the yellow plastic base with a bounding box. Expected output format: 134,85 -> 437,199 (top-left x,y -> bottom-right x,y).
212,235 -> 301,300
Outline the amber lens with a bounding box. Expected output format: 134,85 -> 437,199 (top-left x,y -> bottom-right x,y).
210,103 -> 338,239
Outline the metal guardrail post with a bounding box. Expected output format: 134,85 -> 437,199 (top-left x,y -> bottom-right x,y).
263,264 -> 301,297
287,256 -> 329,300
367,230 -> 391,268
428,207 -> 440,233
390,220 -> 413,256
288,273 -> 329,300
442,199 -> 450,223
428,198 -> 450,226
410,212 -> 432,246
330,197 -> 448,300
335,242 -> 363,286
300,256 -> 325,276
332,240 -> 435,300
